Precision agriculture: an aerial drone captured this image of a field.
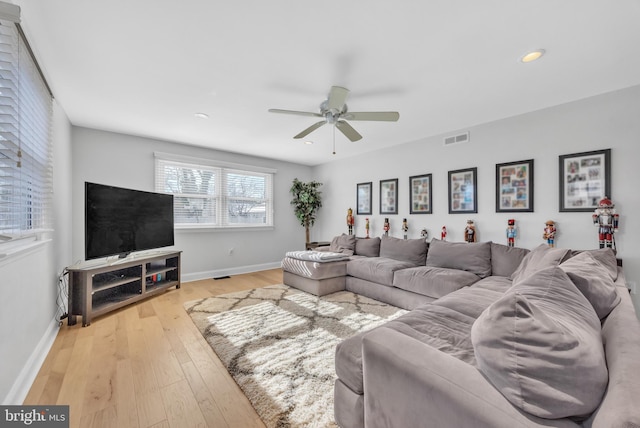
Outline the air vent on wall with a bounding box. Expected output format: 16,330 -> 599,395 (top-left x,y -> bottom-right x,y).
444,131 -> 470,146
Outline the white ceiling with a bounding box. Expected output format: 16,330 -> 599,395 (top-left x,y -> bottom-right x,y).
13,0 -> 640,166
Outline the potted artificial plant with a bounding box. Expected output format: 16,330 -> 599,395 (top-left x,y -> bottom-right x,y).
290,178 -> 323,245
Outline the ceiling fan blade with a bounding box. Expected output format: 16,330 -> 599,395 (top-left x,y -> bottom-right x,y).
327,86 -> 349,112
293,121 -> 326,139
336,120 -> 363,142
342,111 -> 400,121
268,108 -> 323,118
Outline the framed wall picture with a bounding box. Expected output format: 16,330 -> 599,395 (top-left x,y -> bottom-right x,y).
356,182 -> 372,215
380,178 -> 398,214
409,174 -> 432,214
559,149 -> 611,212
496,159 -> 534,212
448,167 -> 477,214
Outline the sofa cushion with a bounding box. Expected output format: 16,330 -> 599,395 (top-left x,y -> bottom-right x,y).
379,236 -> 428,266
355,237 -> 381,257
347,257 -> 416,286
426,239 -> 491,278
471,266 -> 608,419
509,244 -> 569,284
329,233 -> 356,255
490,242 -> 530,277
566,247 -> 619,281
560,251 -> 621,319
393,266 -> 480,299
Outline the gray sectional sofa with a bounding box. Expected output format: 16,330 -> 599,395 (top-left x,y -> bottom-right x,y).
314,234 -> 640,428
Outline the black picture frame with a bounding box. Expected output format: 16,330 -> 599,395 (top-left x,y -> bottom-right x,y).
379,178 -> 398,215
448,167 -> 477,214
409,174 -> 432,214
496,159 -> 534,212
356,182 -> 372,215
559,149 -> 611,212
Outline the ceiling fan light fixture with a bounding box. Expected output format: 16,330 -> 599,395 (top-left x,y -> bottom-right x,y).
304,140 -> 313,145
194,112 -> 210,119
521,49 -> 545,63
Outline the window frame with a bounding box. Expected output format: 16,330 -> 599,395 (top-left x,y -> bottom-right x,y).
154,152 -> 275,230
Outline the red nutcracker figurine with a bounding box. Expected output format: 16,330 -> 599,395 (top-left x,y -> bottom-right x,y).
346,208 -> 354,235
543,220 -> 557,247
441,226 -> 447,241
506,219 -> 517,247
383,218 -> 390,236
592,196 -> 619,249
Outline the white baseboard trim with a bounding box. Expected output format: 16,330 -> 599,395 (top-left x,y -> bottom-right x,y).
181,261 -> 282,283
3,317 -> 60,405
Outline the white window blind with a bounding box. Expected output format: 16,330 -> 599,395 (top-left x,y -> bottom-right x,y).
155,154 -> 274,229
0,4 -> 53,238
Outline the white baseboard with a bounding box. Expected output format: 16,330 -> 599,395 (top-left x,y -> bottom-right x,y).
181,261 -> 282,283
3,317 -> 60,405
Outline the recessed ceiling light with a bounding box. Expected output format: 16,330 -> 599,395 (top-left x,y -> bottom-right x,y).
521,49 -> 545,63
194,112 -> 209,119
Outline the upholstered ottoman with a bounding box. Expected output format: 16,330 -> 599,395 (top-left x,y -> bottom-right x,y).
281,251 -> 349,296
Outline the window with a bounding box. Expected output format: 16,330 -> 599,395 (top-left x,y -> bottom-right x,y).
155,153 -> 275,229
0,3 -> 53,238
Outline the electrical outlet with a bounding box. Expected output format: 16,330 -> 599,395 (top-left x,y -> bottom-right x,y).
628,281 -> 637,295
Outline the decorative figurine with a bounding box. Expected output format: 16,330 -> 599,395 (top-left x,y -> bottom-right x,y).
402,218 -> 408,240
543,220 -> 557,247
346,208 -> 354,235
441,226 -> 447,241
365,218 -> 370,239
506,219 -> 517,247
383,218 -> 390,236
420,228 -> 428,239
592,196 -> 619,249
464,220 -> 477,243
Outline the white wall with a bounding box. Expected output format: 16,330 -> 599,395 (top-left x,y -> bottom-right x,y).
1,101 -> 73,404
312,85 -> 640,314
71,127 -> 313,280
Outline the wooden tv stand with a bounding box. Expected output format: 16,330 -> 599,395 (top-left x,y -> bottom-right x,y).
67,251 -> 181,327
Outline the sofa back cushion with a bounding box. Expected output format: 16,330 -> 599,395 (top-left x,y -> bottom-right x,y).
329,234 -> 356,255
426,239 -> 491,278
560,251 -> 621,319
379,236 -> 428,266
509,244 -> 569,284
490,242 -> 530,277
355,237 -> 381,257
471,266 -> 608,419
565,247 -> 618,281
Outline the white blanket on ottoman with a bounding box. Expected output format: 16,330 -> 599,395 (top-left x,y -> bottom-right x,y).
285,250 -> 350,262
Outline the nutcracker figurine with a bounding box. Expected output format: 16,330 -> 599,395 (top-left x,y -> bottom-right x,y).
592,196 -> 619,249
383,218 -> 390,236
464,220 -> 477,243
346,208 -> 354,235
441,226 -> 447,241
506,219 -> 517,247
420,228 -> 428,239
543,220 -> 557,247
402,218 -> 408,240
365,218 -> 370,239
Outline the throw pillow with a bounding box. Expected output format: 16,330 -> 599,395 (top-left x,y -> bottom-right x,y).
354,237 -> 381,257
490,242 -> 530,278
329,234 -> 356,256
560,251 -> 621,319
379,235 -> 428,266
471,266 -> 608,419
509,244 -> 569,284
565,248 -> 618,281
425,238 -> 491,278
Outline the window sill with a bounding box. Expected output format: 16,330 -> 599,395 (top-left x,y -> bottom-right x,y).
175,225 -> 275,233
0,232 -> 53,265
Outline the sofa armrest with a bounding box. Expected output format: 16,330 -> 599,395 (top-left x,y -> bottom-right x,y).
361,327 -> 579,428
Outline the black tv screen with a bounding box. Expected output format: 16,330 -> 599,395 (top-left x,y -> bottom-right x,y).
85,182 -> 175,260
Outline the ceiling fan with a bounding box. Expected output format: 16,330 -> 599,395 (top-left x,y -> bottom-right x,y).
268,86 -> 400,143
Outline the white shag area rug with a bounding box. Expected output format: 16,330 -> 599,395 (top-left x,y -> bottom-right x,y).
184,284 -> 407,428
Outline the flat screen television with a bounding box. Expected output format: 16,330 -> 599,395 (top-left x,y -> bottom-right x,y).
85,182 -> 175,260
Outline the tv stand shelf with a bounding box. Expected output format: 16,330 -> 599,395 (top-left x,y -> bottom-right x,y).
67,251 -> 181,327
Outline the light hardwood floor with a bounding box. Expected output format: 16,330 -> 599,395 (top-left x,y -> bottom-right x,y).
24,268 -> 284,428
